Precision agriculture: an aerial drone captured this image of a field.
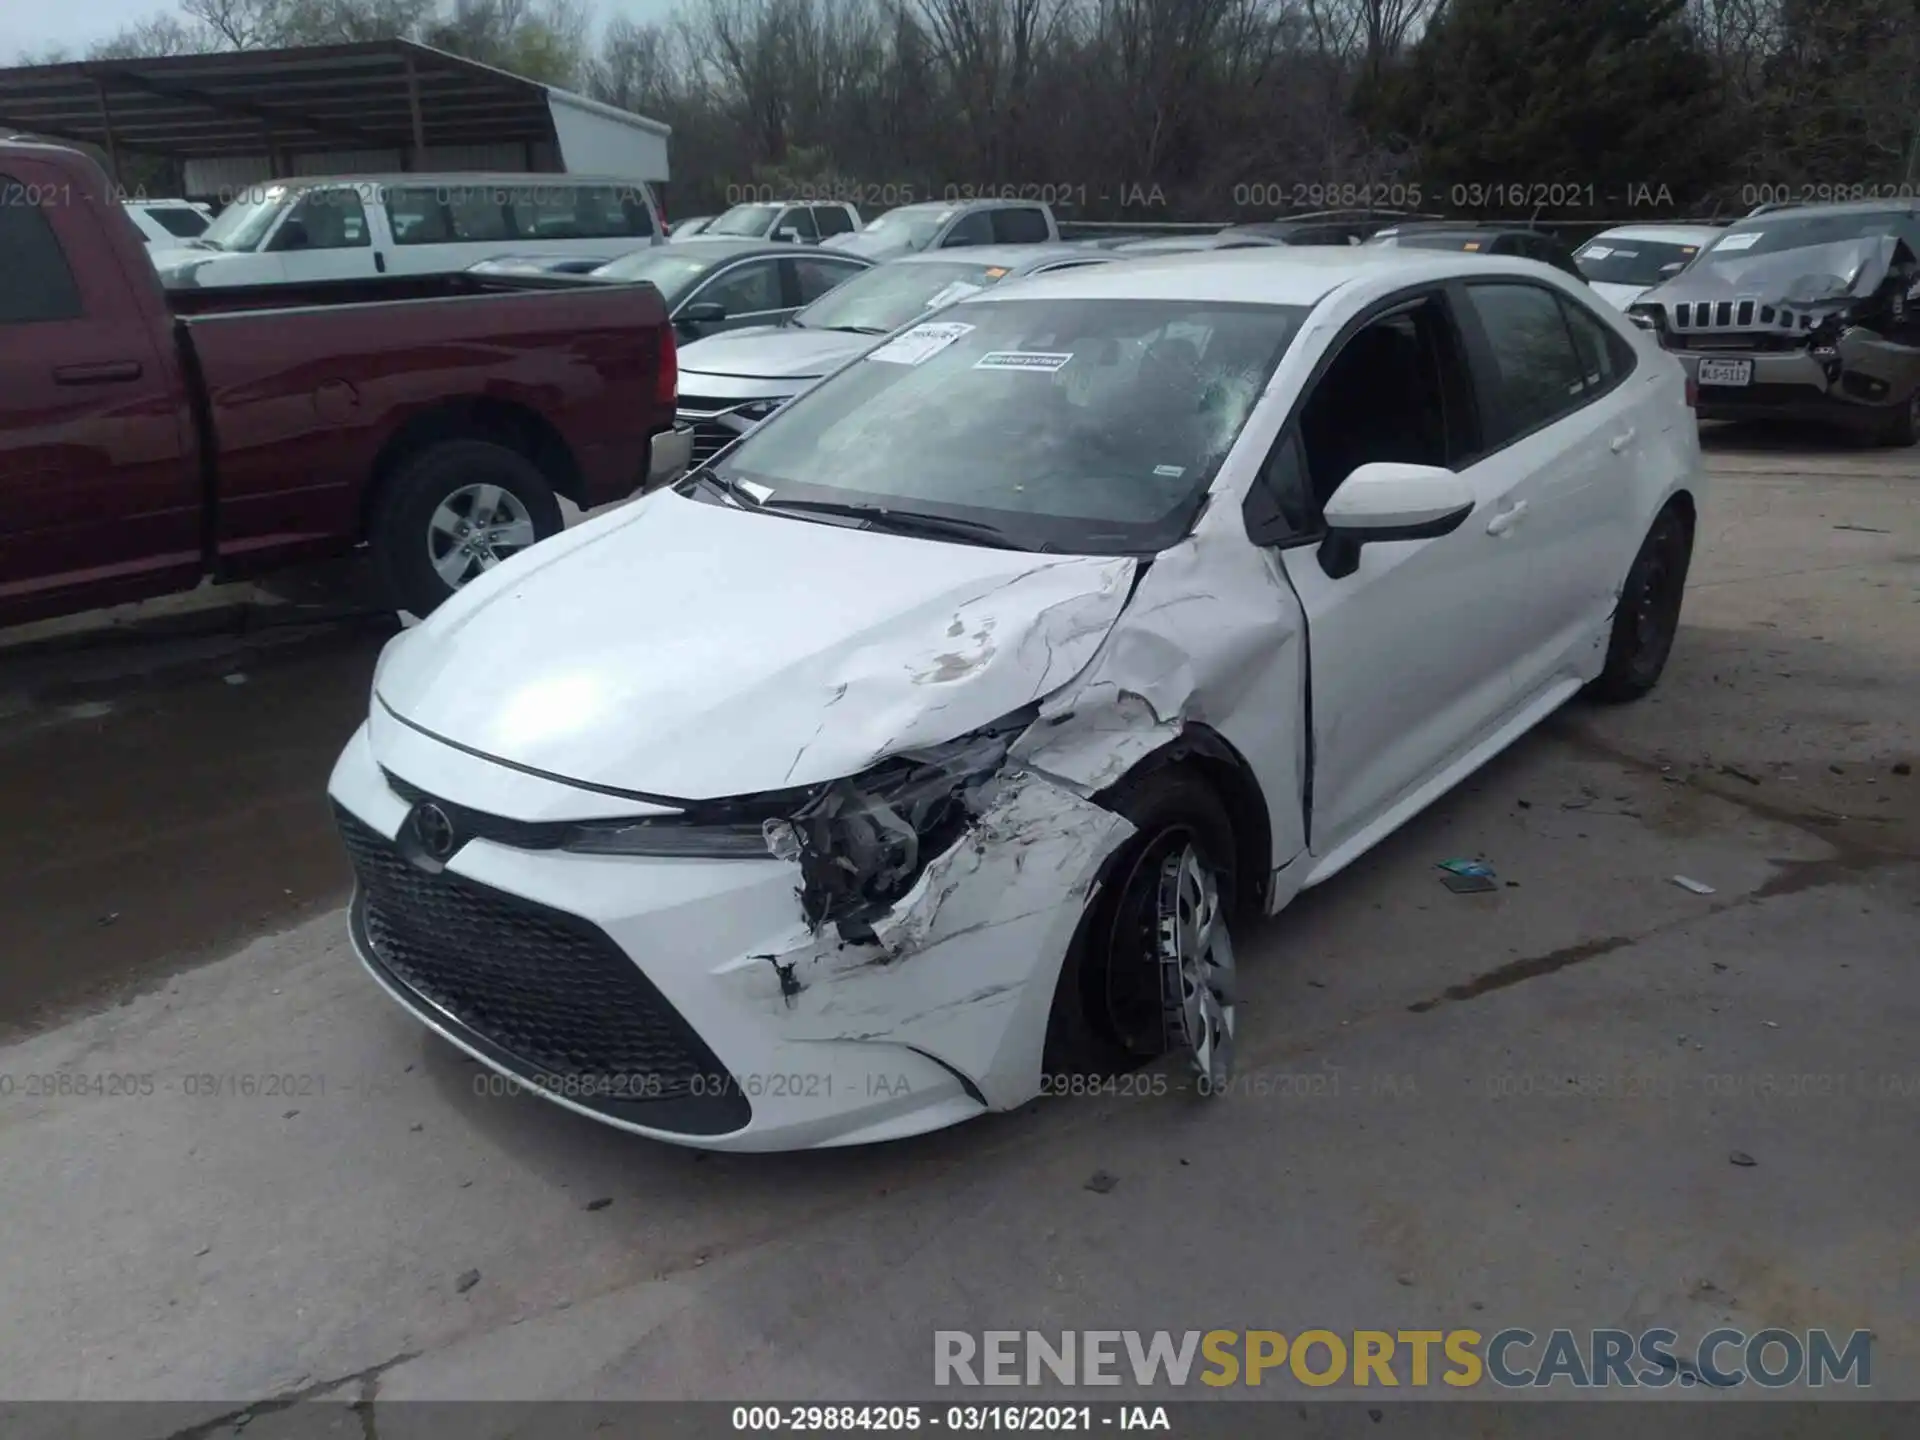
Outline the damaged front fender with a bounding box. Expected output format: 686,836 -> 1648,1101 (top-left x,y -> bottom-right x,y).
749,767 -> 1135,1108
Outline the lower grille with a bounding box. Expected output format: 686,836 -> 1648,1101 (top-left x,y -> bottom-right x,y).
337,806 -> 749,1135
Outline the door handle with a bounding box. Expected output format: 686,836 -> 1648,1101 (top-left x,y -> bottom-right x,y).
53,360 -> 144,385
375,252 -> 388,273
1609,427 -> 1638,453
1486,500 -> 1528,536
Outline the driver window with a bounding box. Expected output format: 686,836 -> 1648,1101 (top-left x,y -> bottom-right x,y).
698,259 -> 783,316
273,189 -> 369,250
941,210 -> 994,247
1296,297 -> 1460,510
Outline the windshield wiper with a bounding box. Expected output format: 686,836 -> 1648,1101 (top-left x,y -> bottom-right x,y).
819,324 -> 887,335
680,466 -> 761,508
755,497 -> 1045,550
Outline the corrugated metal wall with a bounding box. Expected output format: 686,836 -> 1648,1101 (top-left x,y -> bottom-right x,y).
185,142 -> 560,201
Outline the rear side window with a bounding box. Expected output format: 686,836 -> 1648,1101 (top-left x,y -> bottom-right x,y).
1459,282 -> 1591,442
1558,294 -> 1637,395
992,206 -> 1051,244
444,186 -> 511,242
510,184 -> 656,241
0,176 -> 83,322
384,186 -> 451,245
814,205 -> 856,236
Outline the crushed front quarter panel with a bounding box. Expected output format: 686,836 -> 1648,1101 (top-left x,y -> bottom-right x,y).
727,767 -> 1135,1108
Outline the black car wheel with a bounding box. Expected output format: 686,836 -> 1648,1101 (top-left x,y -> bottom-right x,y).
1587,502 -> 1694,704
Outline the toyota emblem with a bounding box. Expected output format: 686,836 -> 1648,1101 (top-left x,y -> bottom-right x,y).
412,802 -> 457,861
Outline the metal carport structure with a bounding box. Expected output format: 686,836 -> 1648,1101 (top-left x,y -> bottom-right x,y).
0,39 -> 669,197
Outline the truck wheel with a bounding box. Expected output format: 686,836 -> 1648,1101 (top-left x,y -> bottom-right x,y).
1586,502 -> 1694,704
1042,766 -> 1238,1091
372,440 -> 562,617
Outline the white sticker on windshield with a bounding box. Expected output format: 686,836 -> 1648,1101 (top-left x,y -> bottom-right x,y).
1715,231 -> 1761,251
1580,244 -> 1612,259
974,350 -> 1073,373
1153,464 -> 1186,478
921,280 -> 987,310
866,321 -> 975,365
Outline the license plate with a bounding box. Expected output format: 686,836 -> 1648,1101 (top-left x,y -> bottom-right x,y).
1697,358 -> 1753,387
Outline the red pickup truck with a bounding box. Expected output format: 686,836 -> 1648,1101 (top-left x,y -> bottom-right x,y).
0,141 -> 690,626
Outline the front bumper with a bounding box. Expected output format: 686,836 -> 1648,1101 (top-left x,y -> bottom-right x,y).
326,714 -> 1127,1151
1670,343 -> 1918,428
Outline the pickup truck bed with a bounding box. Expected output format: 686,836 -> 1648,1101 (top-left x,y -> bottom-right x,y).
0,141 -> 689,627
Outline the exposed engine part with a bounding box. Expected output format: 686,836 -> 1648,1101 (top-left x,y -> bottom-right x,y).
773,733 -> 1014,945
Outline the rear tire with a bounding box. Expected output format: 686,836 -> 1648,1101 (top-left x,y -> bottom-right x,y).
1586,503 -> 1694,704
371,439 -> 562,618
1042,766 -> 1238,1080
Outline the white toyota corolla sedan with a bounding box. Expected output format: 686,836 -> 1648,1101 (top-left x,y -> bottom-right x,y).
329,247 -> 1705,1152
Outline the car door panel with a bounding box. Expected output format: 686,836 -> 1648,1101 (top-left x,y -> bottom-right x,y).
0,160 -> 199,623
1452,279 -> 1639,695
1276,451 -> 1522,859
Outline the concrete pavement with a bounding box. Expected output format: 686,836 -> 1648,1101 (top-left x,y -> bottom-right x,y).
1,435 -> 1914,1419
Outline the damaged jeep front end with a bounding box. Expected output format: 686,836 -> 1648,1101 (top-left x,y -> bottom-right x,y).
1632,227 -> 1920,437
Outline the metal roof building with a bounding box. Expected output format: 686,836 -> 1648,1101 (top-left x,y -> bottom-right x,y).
0,39 -> 669,199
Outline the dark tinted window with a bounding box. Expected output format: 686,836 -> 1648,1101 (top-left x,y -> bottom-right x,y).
1461,282 -> 1589,441
1300,299 -> 1461,506
792,254 -> 866,303
991,206 -> 1051,244
149,206 -> 208,238
0,176 -> 83,322
941,210 -> 995,247
443,185 -> 511,242
814,205 -> 856,236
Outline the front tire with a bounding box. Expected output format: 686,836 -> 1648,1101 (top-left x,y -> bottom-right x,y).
371,439 -> 562,618
1871,391 -> 1919,448
1043,767 -> 1238,1086
1587,502 -> 1694,704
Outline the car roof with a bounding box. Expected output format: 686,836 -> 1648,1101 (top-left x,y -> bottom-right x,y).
1114,233 -> 1280,253
1736,199 -> 1920,221
890,243 -> 1103,271
952,245 -> 1556,307
658,238 -> 853,262
262,172 -> 652,191
1585,223 -> 1724,245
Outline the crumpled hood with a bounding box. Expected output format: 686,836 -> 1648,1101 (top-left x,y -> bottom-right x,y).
677,327 -> 875,380
1587,281 -> 1646,311
374,490 -> 1138,801
1646,235 -> 1897,309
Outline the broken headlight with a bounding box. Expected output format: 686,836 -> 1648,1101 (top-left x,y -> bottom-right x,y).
563,815 -> 775,858
767,708 -> 1038,943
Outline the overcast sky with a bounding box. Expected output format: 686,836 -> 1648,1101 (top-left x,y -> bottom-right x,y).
5,0 -> 679,65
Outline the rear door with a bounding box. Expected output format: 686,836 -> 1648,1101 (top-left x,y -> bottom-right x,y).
0,159 -> 199,623
1451,278 -> 1644,694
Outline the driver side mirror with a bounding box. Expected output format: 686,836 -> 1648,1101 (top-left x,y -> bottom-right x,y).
774,226 -> 802,243
1317,462 -> 1474,580
676,300 -> 727,338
